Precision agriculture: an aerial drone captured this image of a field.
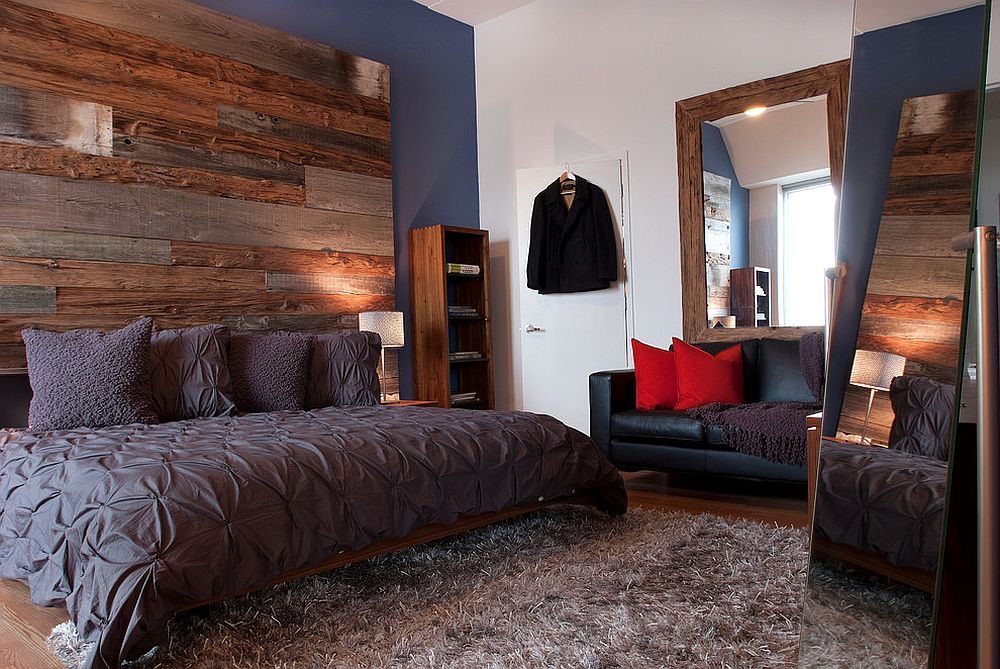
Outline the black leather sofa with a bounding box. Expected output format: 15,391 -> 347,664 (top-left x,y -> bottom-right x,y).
589,338 -> 814,483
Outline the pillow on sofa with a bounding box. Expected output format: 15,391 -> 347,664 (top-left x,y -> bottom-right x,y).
229,331 -> 312,413
150,325 -> 236,422
631,338 -> 677,410
888,375 -> 955,462
672,338 -> 743,410
23,317 -> 159,430
306,331 -> 382,409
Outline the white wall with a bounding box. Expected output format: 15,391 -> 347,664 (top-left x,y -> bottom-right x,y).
720,100 -> 830,188
749,185 -> 781,322
475,0 -> 854,410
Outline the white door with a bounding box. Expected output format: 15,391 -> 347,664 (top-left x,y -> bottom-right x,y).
516,156 -> 631,434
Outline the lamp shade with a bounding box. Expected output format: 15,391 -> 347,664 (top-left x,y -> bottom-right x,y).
849,349 -> 906,392
359,311 -> 404,348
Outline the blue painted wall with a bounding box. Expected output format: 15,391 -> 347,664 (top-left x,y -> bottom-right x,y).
824,6 -> 985,434
194,0 -> 481,399
702,122 -> 750,267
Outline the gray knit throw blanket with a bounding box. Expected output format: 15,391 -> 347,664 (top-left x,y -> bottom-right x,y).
686,333 -> 825,467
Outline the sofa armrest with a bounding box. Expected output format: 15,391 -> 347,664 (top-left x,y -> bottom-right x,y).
589,370 -> 636,455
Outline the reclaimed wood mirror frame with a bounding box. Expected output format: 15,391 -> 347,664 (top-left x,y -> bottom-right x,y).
676,60 -> 850,343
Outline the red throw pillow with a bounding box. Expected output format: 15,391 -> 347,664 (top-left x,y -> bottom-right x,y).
671,338 -> 743,410
631,339 -> 677,410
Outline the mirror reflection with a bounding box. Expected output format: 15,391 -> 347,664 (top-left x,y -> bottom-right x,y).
701,98 -> 834,330
799,1 -> 987,666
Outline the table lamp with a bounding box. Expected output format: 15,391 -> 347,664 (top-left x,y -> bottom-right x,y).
849,349 -> 906,443
358,310 -> 404,403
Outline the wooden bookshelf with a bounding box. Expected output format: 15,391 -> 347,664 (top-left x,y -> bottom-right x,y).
410,225 -> 495,409
730,266 -> 771,328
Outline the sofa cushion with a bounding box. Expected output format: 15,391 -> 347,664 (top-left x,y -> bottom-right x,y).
705,422 -> 728,446
677,339 -> 760,402
610,409 -> 704,442
631,339 -> 677,410
757,338 -> 816,403
672,338 -> 743,410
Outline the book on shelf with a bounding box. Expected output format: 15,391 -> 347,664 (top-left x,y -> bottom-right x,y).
448,306 -> 480,317
451,392 -> 479,404
449,351 -> 481,361
446,263 -> 481,276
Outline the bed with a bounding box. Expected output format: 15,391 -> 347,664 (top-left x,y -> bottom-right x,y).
0,404 -> 626,669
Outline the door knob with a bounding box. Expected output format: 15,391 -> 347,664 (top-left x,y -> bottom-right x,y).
525,324 -> 545,333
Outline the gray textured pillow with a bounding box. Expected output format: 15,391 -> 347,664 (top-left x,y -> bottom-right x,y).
23,318 -> 158,430
306,331 -> 382,409
888,375 -> 955,462
229,332 -> 312,413
150,325 -> 236,422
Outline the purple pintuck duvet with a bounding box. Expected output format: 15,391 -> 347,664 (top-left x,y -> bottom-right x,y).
0,406 -> 626,669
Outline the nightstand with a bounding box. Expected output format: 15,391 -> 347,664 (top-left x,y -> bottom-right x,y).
383,400 -> 438,408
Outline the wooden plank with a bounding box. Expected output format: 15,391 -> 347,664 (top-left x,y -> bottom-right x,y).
861,294 -> 964,324
0,143 -> 305,206
115,114 -> 391,179
837,385 -> 895,445
223,313 -> 360,333
0,227 -> 170,264
889,152 -> 975,178
0,580 -> 67,669
13,0 -> 390,102
170,241 -> 394,278
0,171 -> 394,256
0,343 -> 26,369
55,288 -> 394,319
873,216 -> 969,257
0,2 -> 389,121
0,28 -> 389,142
0,286 -> 55,314
0,257 -> 265,292
866,255 -> 966,300
218,105 -> 391,161
113,134 -> 305,186
266,272 -> 394,296
0,56 -> 216,128
856,312 -> 961,346
894,132 -> 977,157
854,333 -> 959,384
305,167 -> 393,217
0,84 -> 110,156
897,90 -> 978,137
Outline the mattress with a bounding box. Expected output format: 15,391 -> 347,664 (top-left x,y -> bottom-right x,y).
0,405 -> 626,669
814,440 -> 946,572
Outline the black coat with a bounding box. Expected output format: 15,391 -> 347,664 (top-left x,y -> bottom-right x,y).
526,176 -> 619,294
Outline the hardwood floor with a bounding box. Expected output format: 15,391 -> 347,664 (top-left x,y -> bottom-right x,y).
0,474 -> 806,668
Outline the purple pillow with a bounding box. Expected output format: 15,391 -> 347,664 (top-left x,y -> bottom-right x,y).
150,325 -> 236,422
306,331 -> 382,409
229,332 -> 312,413
22,318 -> 159,430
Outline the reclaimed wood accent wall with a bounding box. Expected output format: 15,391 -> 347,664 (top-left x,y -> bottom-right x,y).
0,0 -> 398,391
839,91 -> 976,444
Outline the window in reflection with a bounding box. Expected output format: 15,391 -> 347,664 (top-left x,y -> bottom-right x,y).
780,179 -> 835,326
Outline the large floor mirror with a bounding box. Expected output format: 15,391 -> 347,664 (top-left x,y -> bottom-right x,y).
798,1 -> 988,667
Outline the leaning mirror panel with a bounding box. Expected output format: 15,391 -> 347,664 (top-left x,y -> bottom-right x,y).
799,1 -> 988,666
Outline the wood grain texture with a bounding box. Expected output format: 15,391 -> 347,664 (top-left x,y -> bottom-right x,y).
218,105 -> 390,154
840,92 -> 975,443
305,167 -> 393,217
0,171 -> 393,256
676,60 -> 849,343
0,227 -> 171,264
115,114 -> 391,179
0,0 -> 395,386
0,143 -> 305,206
0,285 -> 55,314
12,0 -> 390,102
0,580 -> 67,669
0,84 -> 110,156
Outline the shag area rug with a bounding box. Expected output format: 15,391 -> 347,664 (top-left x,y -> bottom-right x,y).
798,558 -> 933,669
50,507 -> 810,669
